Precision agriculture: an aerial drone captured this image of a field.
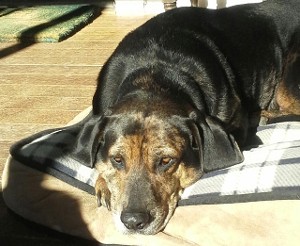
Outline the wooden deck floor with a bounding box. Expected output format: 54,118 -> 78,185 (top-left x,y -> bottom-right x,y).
0,8 -> 153,174
0,7 -> 153,244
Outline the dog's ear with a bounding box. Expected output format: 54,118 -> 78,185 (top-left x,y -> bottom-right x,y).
71,115 -> 106,168
190,112 -> 244,172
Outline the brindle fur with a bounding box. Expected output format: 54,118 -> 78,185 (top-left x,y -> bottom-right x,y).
72,0 -> 300,235
95,97 -> 201,234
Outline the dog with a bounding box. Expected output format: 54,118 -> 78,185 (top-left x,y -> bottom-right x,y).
73,0 -> 300,235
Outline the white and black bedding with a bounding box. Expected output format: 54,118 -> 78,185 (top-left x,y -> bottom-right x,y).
2,108 -> 300,245
9,110 -> 300,204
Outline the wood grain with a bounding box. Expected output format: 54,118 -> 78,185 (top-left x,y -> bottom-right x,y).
0,8 -> 153,177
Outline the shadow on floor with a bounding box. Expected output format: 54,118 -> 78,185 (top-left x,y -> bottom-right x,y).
0,4 -> 106,245
0,192 -> 101,246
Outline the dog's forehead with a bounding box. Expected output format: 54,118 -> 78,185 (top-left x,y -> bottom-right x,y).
107,112 -> 186,152
109,112 -> 172,133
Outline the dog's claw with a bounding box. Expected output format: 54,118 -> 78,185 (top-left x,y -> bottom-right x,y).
96,192 -> 102,207
95,176 -> 111,211
104,196 -> 111,211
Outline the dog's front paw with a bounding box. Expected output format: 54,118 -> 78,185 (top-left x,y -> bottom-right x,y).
95,176 -> 111,211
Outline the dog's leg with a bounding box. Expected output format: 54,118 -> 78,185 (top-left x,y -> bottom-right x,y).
262,45 -> 300,123
95,176 -> 111,210
275,51 -> 300,115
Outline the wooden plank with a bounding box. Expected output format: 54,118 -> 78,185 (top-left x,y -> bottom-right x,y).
0,74 -> 99,86
0,51 -> 113,66
0,108 -> 84,124
0,65 -> 102,75
0,42 -> 119,51
0,84 -> 96,97
0,123 -> 62,141
0,43 -> 114,65
0,96 -> 92,110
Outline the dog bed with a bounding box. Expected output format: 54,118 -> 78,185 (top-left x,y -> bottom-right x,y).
2,107 -> 300,246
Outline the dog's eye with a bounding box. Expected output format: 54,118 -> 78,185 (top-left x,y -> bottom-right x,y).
161,157 -> 173,166
110,155 -> 124,169
158,157 -> 176,171
114,156 -> 122,163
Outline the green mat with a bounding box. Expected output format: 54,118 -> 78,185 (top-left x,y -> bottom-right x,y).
0,5 -> 101,42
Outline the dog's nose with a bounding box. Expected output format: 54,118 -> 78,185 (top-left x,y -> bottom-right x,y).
121,211 -> 150,230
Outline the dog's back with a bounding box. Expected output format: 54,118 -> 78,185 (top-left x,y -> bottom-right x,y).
92,1 -> 300,235
94,0 -> 300,115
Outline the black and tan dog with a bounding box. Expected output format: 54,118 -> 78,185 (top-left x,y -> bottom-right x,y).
74,0 -> 300,235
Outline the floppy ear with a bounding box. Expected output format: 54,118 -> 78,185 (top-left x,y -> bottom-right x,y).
71,115 -> 106,168
190,113 -> 244,172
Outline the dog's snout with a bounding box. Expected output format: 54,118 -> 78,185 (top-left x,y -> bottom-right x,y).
121,211 -> 150,230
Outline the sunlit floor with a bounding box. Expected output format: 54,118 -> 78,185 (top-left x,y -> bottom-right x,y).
0,7 -> 153,244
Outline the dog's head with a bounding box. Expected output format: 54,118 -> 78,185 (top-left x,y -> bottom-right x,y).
73,93 -> 243,235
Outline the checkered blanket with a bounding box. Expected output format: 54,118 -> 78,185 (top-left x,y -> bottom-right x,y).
10,119 -> 300,205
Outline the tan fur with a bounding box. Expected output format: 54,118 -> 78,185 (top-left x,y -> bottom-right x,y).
95,113 -> 201,234
276,81 -> 300,115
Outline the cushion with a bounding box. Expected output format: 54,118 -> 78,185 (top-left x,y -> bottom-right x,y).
2,107 -> 300,245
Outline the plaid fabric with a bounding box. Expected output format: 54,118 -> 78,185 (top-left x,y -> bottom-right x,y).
180,122 -> 300,205
11,126 -> 99,194
10,121 -> 300,205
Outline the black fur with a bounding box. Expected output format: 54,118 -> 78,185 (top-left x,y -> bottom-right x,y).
78,0 -> 300,171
